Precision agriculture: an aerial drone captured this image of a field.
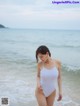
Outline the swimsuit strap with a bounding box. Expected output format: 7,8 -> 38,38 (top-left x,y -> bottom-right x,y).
42,59 -> 57,70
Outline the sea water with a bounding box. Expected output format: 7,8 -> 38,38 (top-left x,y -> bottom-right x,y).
0,28 -> 80,106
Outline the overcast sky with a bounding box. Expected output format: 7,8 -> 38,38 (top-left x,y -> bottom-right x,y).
0,0 -> 80,29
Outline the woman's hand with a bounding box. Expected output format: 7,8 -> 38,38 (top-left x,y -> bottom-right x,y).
57,93 -> 62,101
37,82 -> 43,90
37,82 -> 43,94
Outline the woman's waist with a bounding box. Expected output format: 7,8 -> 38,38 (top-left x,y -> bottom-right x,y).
40,80 -> 57,87
40,78 -> 57,84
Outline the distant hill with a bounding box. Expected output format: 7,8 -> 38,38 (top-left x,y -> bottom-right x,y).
0,24 -> 6,28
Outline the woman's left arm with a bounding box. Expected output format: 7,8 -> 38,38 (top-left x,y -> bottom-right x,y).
57,60 -> 62,101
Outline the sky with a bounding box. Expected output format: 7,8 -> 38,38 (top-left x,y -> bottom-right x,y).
0,0 -> 80,29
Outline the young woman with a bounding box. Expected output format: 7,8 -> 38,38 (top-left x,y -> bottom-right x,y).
35,45 -> 62,106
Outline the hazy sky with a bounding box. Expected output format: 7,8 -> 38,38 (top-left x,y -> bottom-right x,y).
0,0 -> 80,29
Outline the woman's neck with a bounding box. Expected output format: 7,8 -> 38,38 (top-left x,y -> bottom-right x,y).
45,57 -> 52,64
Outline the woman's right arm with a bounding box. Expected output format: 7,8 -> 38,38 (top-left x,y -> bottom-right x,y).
36,63 -> 41,87
36,63 -> 42,90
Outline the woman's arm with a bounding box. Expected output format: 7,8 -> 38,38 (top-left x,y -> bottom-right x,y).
36,63 -> 42,90
36,63 -> 41,87
57,60 -> 62,101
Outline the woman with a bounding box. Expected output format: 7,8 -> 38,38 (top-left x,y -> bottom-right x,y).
35,45 -> 62,106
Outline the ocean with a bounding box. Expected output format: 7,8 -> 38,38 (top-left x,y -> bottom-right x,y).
0,28 -> 80,106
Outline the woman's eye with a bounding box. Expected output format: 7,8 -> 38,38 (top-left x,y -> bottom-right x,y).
40,56 -> 43,58
40,57 -> 42,58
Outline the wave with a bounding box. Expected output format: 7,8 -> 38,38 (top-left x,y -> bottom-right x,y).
0,56 -> 80,73
62,64 -> 80,72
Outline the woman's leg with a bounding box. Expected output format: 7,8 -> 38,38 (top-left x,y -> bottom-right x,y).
46,90 -> 56,106
35,88 -> 48,106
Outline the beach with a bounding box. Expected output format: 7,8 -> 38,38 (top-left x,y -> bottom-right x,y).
0,28 -> 80,106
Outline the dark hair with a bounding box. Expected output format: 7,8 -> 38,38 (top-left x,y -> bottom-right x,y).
36,45 -> 51,62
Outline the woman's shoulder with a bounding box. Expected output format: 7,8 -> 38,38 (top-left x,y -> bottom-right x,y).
37,61 -> 43,70
55,59 -> 61,65
54,59 -> 61,70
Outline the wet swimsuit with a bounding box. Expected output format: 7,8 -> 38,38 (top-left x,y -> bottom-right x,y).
40,66 -> 59,97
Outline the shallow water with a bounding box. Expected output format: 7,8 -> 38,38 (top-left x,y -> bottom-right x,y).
0,29 -> 80,106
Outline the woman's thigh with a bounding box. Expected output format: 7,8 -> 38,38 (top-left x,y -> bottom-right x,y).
35,88 -> 48,106
46,90 -> 56,106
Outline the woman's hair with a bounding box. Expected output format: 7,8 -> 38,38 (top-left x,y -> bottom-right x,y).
36,45 -> 51,62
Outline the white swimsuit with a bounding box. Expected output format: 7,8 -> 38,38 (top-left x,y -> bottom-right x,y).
40,66 -> 59,97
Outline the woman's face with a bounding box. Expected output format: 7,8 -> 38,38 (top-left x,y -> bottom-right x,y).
38,53 -> 49,62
